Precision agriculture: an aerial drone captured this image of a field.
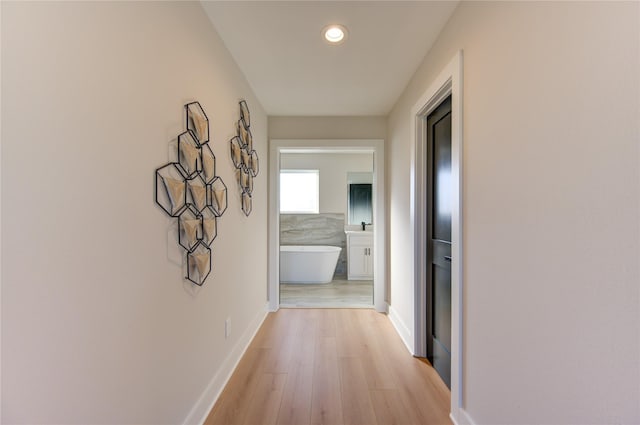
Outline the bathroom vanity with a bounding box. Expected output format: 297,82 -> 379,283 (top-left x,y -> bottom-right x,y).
346,231 -> 373,280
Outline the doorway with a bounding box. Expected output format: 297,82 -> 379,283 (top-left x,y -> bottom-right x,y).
411,50 -> 463,412
426,96 -> 452,388
268,140 -> 386,313
278,151 -> 374,308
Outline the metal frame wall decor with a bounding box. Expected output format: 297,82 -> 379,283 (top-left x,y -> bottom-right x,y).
155,101 -> 227,286
230,100 -> 259,216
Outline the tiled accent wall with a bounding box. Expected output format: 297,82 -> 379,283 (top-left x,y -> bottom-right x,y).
280,213 -> 346,278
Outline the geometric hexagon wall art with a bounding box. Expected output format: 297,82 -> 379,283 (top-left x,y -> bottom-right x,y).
155,101 -> 227,286
229,99 -> 259,216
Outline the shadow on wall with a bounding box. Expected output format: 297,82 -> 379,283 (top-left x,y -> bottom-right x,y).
280,213 -> 346,278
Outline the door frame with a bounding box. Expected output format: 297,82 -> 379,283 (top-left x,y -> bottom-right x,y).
268,139 -> 386,313
411,51 -> 463,412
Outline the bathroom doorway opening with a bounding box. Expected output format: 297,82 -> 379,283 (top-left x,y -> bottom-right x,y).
268,140 -> 386,312
278,153 -> 373,307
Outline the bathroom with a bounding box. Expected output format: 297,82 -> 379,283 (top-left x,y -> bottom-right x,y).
279,150 -> 374,307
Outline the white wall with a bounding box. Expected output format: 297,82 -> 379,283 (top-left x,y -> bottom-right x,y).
387,1 -> 639,424
269,116 -> 386,140
1,2 -> 268,423
280,153 -> 373,216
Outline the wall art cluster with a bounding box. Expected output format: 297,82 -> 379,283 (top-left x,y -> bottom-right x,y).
155,102 -> 227,286
230,100 -> 259,216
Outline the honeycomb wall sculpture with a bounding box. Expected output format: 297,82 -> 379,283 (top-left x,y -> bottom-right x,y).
155,101 -> 227,286
230,100 -> 259,216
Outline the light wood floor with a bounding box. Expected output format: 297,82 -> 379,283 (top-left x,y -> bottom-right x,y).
280,279 -> 373,308
205,309 -> 451,425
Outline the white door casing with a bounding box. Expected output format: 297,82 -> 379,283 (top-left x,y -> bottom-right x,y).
268,139 -> 386,313
411,51 -> 464,417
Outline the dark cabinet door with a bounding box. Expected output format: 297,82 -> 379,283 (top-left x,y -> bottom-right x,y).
426,96 -> 452,389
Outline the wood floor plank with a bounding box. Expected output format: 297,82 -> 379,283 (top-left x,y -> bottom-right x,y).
339,356 -> 379,425
206,309 -> 451,425
204,347 -> 266,425
358,313 -> 397,390
311,335 -> 344,425
243,373 -> 287,425
276,313 -> 317,425
263,310 -> 301,374
334,309 -> 369,358
277,361 -> 314,425
374,313 -> 451,424
317,308 -> 337,338
370,389 -> 414,425
387,359 -> 451,425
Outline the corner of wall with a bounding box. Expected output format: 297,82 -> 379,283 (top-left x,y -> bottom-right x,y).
183,303 -> 269,425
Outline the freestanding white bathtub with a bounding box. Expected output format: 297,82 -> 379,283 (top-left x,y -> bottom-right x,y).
280,245 -> 341,284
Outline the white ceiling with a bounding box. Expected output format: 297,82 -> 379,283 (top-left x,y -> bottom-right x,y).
202,1 -> 458,116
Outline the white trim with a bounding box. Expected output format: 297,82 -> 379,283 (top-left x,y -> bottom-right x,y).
451,408 -> 477,425
182,303 -> 269,425
0,1 -> 3,416
411,50 -> 464,413
268,140 -> 280,311
388,305 -> 414,355
269,139 -> 386,313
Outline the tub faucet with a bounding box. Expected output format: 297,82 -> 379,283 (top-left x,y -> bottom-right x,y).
361,221 -> 366,231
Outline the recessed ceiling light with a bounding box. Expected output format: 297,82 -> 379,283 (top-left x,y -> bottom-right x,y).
323,24 -> 348,45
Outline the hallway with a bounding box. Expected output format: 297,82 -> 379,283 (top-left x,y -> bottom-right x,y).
205,309 -> 451,425
3,1 -> 638,423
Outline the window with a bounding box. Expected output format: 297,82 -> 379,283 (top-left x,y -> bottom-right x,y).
280,170 -> 319,213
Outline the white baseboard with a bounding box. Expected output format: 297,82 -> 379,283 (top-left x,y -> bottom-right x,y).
182,303 -> 269,425
451,408 -> 476,425
387,304 -> 414,355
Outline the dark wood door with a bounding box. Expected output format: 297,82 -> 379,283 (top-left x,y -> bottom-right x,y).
426,96 -> 452,389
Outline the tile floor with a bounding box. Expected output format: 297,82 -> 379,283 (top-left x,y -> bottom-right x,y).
279,278 -> 373,308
